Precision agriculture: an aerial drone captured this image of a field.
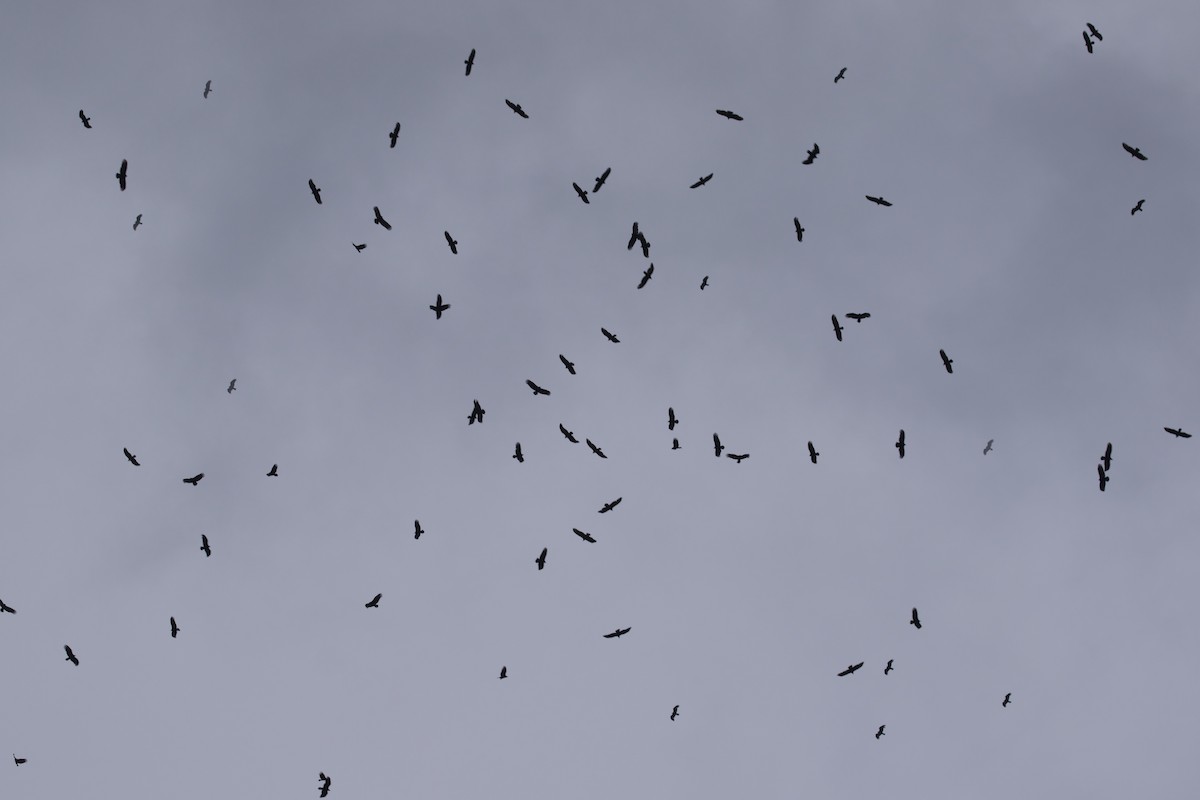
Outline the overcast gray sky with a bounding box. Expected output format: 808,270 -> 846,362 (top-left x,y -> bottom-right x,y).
4,1 -> 1200,797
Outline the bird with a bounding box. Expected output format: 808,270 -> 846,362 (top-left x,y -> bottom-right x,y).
123,447 -> 140,466
638,233 -> 651,258
78,109 -> 91,128
1003,693 -> 1012,707
671,705 -> 679,721
464,48 -> 476,76
1122,142 -> 1148,161
430,294 -> 450,319
526,379 -> 550,396
713,433 -> 724,457
1087,22 -> 1102,41
1131,199 -> 1145,215
373,206 -> 392,230
499,666 -> 507,679
227,379 -> 237,394
183,473 -> 204,486
170,617 -> 179,638
1098,463 -> 1109,492
505,99 -> 529,118
599,497 -> 622,513
876,725 -> 886,739
831,315 -> 843,342
535,547 -> 547,570
200,535 -> 211,557
715,109 -> 743,120
627,221 -> 640,250
513,443 -> 524,463
318,773 -> 331,798
572,182 -> 590,204
353,243 -> 366,252
668,408 -> 678,430
0,599 -> 16,614
308,179 -> 322,204
592,167 -> 611,193
1164,427 -> 1192,438
727,453 -> 749,463
689,173 -> 713,189
638,264 -> 654,289
586,439 -> 607,458
413,520 -> 424,540
203,80 -> 212,98
132,213 -> 142,230
365,593 -> 382,609
601,327 -> 620,343
64,645 -> 79,666
468,400 -> 485,425
802,143 -> 819,165
846,312 -> 870,323
267,464 -> 278,477
559,424 -> 578,443
389,122 -> 401,148
1083,30 -> 1094,53
910,608 -> 922,629
603,627 -> 631,638
794,218 -> 805,242
940,349 -> 954,373
700,276 -> 709,290
807,442 -> 819,464
834,67 -> 847,83
115,159 -> 127,191
1100,442 -> 1112,471
884,659 -> 894,675
13,754 -> 27,765
671,438 -> 680,450
981,438 -> 994,455
838,662 -> 864,676
865,195 -> 892,206
573,528 -> 597,543
895,430 -> 906,459
559,354 -> 576,374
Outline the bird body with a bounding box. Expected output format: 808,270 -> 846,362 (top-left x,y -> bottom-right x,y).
79,109 -> 91,128
132,213 -> 142,230
64,645 -> 79,666
123,447 -> 140,466
1164,427 -> 1192,438
727,452 -> 749,463
267,464 -> 278,476
499,666 -> 507,679
910,607 -> 922,629
802,144 -> 819,165
13,754 -> 27,765
845,312 -> 870,323
940,349 -> 954,373
668,407 -> 678,430
834,67 -> 847,83
1003,692 -> 1012,707
832,315 -> 843,341
1122,142 -> 1147,161
430,294 -> 450,319
559,354 -> 576,374
672,438 -> 680,450
601,327 -> 620,343
715,109 -> 743,120
713,433 -> 724,457
183,473 -> 204,486
526,379 -> 550,396
876,725 -> 886,739
1131,199 -> 1145,215
227,379 -> 237,394
671,705 -> 679,721
807,441 -> 819,464
592,167 -> 611,193
896,430 -> 906,459
353,243 -> 366,252
536,547 -> 547,570
1098,463 -> 1109,492
389,122 -> 401,148
308,179 -> 322,204
599,497 -> 622,513
984,439 -> 994,455
638,264 -> 654,289
365,593 -> 382,608
559,424 -> 578,443
203,80 -> 212,98
464,48 -> 475,75
200,534 -> 211,557
513,443 -> 524,463
689,173 -> 713,189
1100,442 -> 1112,471
170,617 -> 179,638
603,627 -> 631,638
115,159 -> 127,191
414,520 -> 424,540
627,222 -> 640,250
865,195 -> 891,206
884,659 -> 894,675
468,400 -> 485,425
505,99 -> 529,118
1087,23 -> 1102,40
0,599 -> 16,614
573,528 -> 597,543
586,439 -> 607,458
1083,30 -> 1094,53
373,206 -> 392,230
794,217 -> 805,241
700,276 -> 709,290
572,182 -> 590,204
838,662 -> 864,676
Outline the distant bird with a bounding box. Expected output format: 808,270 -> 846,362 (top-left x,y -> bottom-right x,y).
832,315 -> 843,341
78,109 -> 91,128
700,276 -> 709,290
1097,463 -> 1109,492
513,443 -> 524,463
64,645 -> 79,666
599,497 -> 622,513
940,349 -> 954,373
865,195 -> 892,206
573,528 -> 597,543
1164,427 -> 1192,438
715,109 -> 743,120
430,294 -> 450,319
308,179 -> 322,204
373,206 -> 392,230
601,327 -> 620,343
536,547 -> 547,570
603,627 -> 631,638
559,355 -> 576,374
838,662 -> 864,676
444,231 -> 458,253
170,617 -> 179,638
668,407 -> 678,430
895,430 -> 906,459
499,666 -> 507,679
1131,199 -> 1144,215
633,263 -> 654,289
638,233 -> 651,258
115,159 -> 127,191
1122,142 -> 1147,161
200,535 -> 211,557
464,48 -> 476,76
468,399 -> 485,425
802,144 -> 819,165
910,608 -> 922,629
13,754 -> 26,765
389,122 -> 401,148
1100,442 -> 1112,471
526,379 -> 550,396
572,182 -> 590,204
559,424 -> 578,443
1083,30 -> 1094,53
884,659 -> 894,675
365,593 -> 382,609
807,441 -> 819,464
505,99 -> 529,118
727,453 -> 749,463
353,243 -> 366,252
834,67 -> 847,83
1003,692 -> 1012,707
267,464 -> 278,477
132,213 -> 142,230
203,80 -> 212,98
672,438 -> 680,450
690,173 -> 713,189
0,599 -> 16,614
876,725 -> 886,740
1087,23 -> 1102,41
627,221 -> 640,250
586,439 -> 607,459
413,520 -> 424,540
123,447 -> 140,466
183,473 -> 204,486
227,379 -> 237,394
846,312 -> 870,323
794,218 -> 805,242
713,433 -> 724,457
319,772 -> 331,798
984,439 -> 994,455
671,705 -> 679,721
592,167 -> 611,193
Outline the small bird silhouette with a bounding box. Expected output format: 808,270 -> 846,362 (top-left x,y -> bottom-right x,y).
267,464 -> 278,477
526,379 -> 550,396
715,109 -> 743,121
227,379 -> 237,394
586,439 -> 607,459
183,473 -> 204,486
794,218 -> 805,242
689,173 -> 713,189
671,705 -> 680,721
132,213 -> 142,230
672,438 -> 680,450
601,328 -> 620,343
838,662 -> 864,676
170,617 -> 180,638
499,666 -> 507,679
1164,427 -> 1192,438
123,447 -> 140,466
1083,30 -> 1094,53
513,443 -> 524,463
807,442 -> 819,464
353,243 -> 366,253
559,354 -> 576,374
875,725 -> 886,740
64,645 -> 79,666
592,167 -> 611,193
464,48 -> 476,76
1003,692 -> 1012,707
373,206 -> 392,230
1100,442 -> 1112,472
413,520 -> 424,540
599,497 -> 622,513
79,109 -> 92,128
884,659 -> 894,675
365,593 -> 382,608
308,179 -> 322,204
834,67 -> 847,83
603,627 -> 631,638
910,608 -> 922,629
0,599 -> 16,614
389,122 -> 401,148
430,294 -> 450,319
895,430 -> 906,459
940,349 -> 954,373
983,439 -> 994,455
1122,142 -> 1147,161
200,535 -> 211,557
832,315 -> 843,342
559,424 -> 578,443
203,80 -> 212,98
638,263 -> 654,289
443,231 -> 458,253
1131,199 -> 1145,215
505,99 -> 529,118
572,182 -> 590,204
802,143 -> 819,165
1097,463 -> 1109,492
535,547 -> 547,570
700,276 -> 709,290
865,195 -> 892,206
13,754 -> 27,765
115,159 -> 127,191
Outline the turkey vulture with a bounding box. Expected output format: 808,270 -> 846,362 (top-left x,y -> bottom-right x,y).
505,99 -> 529,118
559,424 -> 578,443
1100,442 -> 1112,471
430,294 -> 450,319
586,439 -> 607,458
513,443 -> 524,463
203,80 -> 212,98
834,67 -> 847,83
1098,463 -> 1109,492
638,264 -> 654,289
353,243 -> 366,252
603,627 -> 631,638
599,497 -> 622,513
464,48 -> 476,76
365,593 -> 382,608
875,725 -> 886,740
115,159 -> 127,191
468,399 -> 485,425
183,473 -> 204,486
200,535 -> 211,557
64,645 -> 79,666
1122,142 -> 1147,161
700,276 -> 709,290
573,528 -> 596,543
837,662 -> 863,676
802,144 -> 819,165
526,379 -> 550,396
389,122 -> 401,148
572,182 -> 590,204
1164,427 -> 1191,438
910,608 -> 922,629
444,231 -> 458,253
638,233 -> 651,258
627,222 -> 640,250
0,599 -> 15,614
794,218 -> 805,242
668,407 -> 678,430
79,109 -> 91,128
671,438 -> 680,450
984,439 -> 994,455
832,315 -> 843,341
807,442 -> 819,464
727,453 -> 749,463
1087,23 -> 1102,40
690,173 -> 713,189
1003,692 -> 1012,707
559,354 -> 576,374
601,327 -> 620,343
373,206 -> 392,230
123,447 -> 140,466
895,430 -> 906,458
413,520 -> 424,540
267,464 -> 278,477
170,617 -> 180,638
536,547 -> 547,570
308,179 -> 322,204
884,659 -> 894,675
132,214 -> 142,230
593,167 -> 611,193
846,312 -> 870,323
13,754 -> 26,765
865,195 -> 892,206
715,109 -> 743,120
1083,30 -> 1094,53
713,433 -> 724,457
499,666 -> 507,679
671,705 -> 679,721
1131,199 -> 1144,215
940,349 -> 954,373
227,379 -> 237,394
319,773 -> 331,798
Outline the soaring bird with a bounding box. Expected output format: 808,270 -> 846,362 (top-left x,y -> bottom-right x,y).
627,221 -> 640,250
526,379 -> 550,396
1003,692 -> 1012,707
727,452 -> 749,463
910,608 -> 922,629
672,438 -> 680,450
0,599 -> 16,614
203,80 -> 212,98
638,233 -> 651,258
713,433 -> 724,457
499,666 -> 507,679
794,218 -> 805,242
715,109 -> 743,120
1100,442 -> 1112,471
884,659 -> 894,675
373,206 -> 392,230
170,617 -> 180,638
430,294 -> 450,319
559,424 -> 578,443
79,109 -> 91,128
838,662 -> 864,676
559,354 -> 576,374
1083,30 -> 1094,53
832,315 -> 843,341
438,231 -> 456,254
1164,427 -> 1191,438
1122,142 -> 1147,161
183,473 -> 204,486
64,645 -> 79,666
13,754 -> 27,765
365,593 -> 382,608
834,67 -> 847,83
1097,463 -> 1109,492
132,214 -> 142,230
603,627 -> 631,638
1131,199 -> 1145,215
513,443 -> 524,463
586,439 -> 607,458
846,312 -> 871,323
593,167 -> 611,193
308,179 -> 322,204
1087,22 -> 1102,40
464,48 -> 476,76
865,195 -> 892,206
353,243 -> 366,252
123,447 -> 140,466
599,497 -> 622,513
690,173 -> 713,189
389,122 -> 401,148
807,441 -> 819,464
572,182 -> 590,204
468,399 -> 485,425
671,705 -> 679,721
875,725 -> 886,740
601,327 -> 620,343
505,99 -> 529,118
227,379 -> 237,394
200,535 -> 211,557
573,528 -> 597,543
940,349 -> 954,373
413,520 -> 424,540
638,264 -> 654,289
895,430 -> 906,459
319,773 -> 331,798
115,159 -> 127,191
536,547 -> 547,570
802,143 -> 819,165
668,407 -> 678,430
267,464 -> 278,477
700,275 -> 709,290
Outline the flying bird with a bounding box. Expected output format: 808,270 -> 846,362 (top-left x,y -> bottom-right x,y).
895,430 -> 906,459
513,443 -> 524,463
603,627 -> 631,638
802,144 -> 819,165
1087,23 -> 1102,41
1164,427 -> 1191,438
308,179 -> 322,204
0,599 -> 16,614
834,67 -> 847,83
389,122 -> 401,147
846,312 -> 870,323
940,349 -> 954,373
430,294 -> 450,319
672,438 -> 680,450
586,439 -> 607,458
13,755 -> 26,765
123,447 -> 140,466
267,464 -> 278,477
1097,463 -> 1109,492
689,173 -> 713,189
559,354 -> 576,374
115,159 -> 127,191
365,593 -> 382,609
227,379 -> 237,394
601,327 -> 620,343
132,213 -> 142,230
373,206 -> 392,230
526,379 -> 550,396
832,315 -> 843,341
727,453 -> 749,463
203,80 -> 212,98
837,662 -> 864,676
1131,199 -> 1144,215
638,233 -> 651,258
78,109 -> 91,128
200,534 -> 211,557
573,528 -> 597,543
1083,30 -> 1094,53
713,433 -> 724,457
875,725 -> 886,740
319,773 -> 331,798
1100,442 -> 1112,471
464,48 -> 475,75
794,218 -> 805,242
353,243 -> 366,252
627,222 -> 640,250
183,473 -> 204,486
499,666 -> 507,679
592,167 -> 611,193
865,195 -> 892,206
1122,142 -> 1147,161
536,547 -> 547,570
910,608 -> 922,629
559,424 -> 578,443
572,182 -> 590,204
807,442 -> 819,464
64,645 -> 79,666
170,617 -> 180,638
505,99 -> 529,118
414,520 -> 424,540
468,399 -> 485,425
599,497 -> 622,513
984,439 -> 994,455
638,264 -> 654,289
671,705 -> 679,721
1003,693 -> 1012,707
700,276 -> 709,290
715,109 -> 743,120
668,407 -> 678,430
884,659 -> 894,675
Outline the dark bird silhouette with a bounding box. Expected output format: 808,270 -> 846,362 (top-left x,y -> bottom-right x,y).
802,144 -> 819,165
690,173 -> 713,189
373,206 -> 392,230
513,443 -> 524,463
572,182 -> 590,204
123,447 -> 140,466
430,294 -> 450,319
865,195 -> 892,206
13,754 -> 26,765
133,214 -> 142,230
441,231 -> 457,253
1122,142 -> 1147,161
713,433 -> 724,457
1098,463 -> 1109,492
599,497 -> 622,513
353,243 -> 366,252
601,327 -> 620,343
505,99 -> 529,118
1131,199 -> 1145,215
1003,692 -> 1012,707
536,547 -> 547,570
365,593 -> 382,608
1083,30 -> 1094,53
700,276 -> 709,290
884,659 -> 894,675
389,122 -> 401,148
832,315 -> 843,341
834,67 -> 847,83
115,159 -> 127,191
319,773 -> 331,798
875,725 -> 886,740
200,535 -> 211,557
468,399 -> 485,425
846,312 -> 870,323
586,439 -> 607,458
170,617 -> 179,638
203,80 -> 212,99
414,520 -> 424,540
64,645 -> 79,666
668,407 -> 678,430
794,218 -> 805,242
266,464 -> 278,477
1087,23 -> 1102,41
807,441 -> 819,464
559,354 -> 576,374
638,233 -> 651,258
940,349 -> 954,373
526,379 -> 550,396
79,109 -> 91,128
671,705 -> 679,721
727,452 -> 749,463
593,167 -> 611,193
499,666 -> 507,679
838,662 -> 864,676
715,109 -> 743,120
984,439 -> 994,455
1164,427 -> 1191,438
227,379 -> 237,394
559,424 -> 578,443
1100,442 -> 1112,471
464,48 -> 476,76
308,179 -> 322,204
627,221 -> 640,250
672,438 -> 680,450
603,627 -> 631,638
638,264 -> 654,289
183,473 -> 204,486
0,599 -> 16,614
573,528 -> 597,543
910,608 -> 922,629
895,429 -> 906,458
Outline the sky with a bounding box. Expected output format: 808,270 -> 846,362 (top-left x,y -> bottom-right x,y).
3,1 -> 1200,797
